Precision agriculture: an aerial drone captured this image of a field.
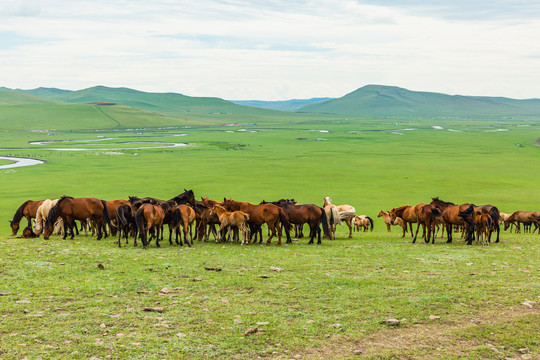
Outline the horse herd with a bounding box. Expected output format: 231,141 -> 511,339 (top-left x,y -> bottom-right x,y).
7,192 -> 539,248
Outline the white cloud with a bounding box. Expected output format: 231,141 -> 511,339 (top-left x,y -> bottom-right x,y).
1,0 -> 540,99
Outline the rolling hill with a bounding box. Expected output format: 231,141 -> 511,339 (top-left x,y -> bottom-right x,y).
299,85 -> 540,118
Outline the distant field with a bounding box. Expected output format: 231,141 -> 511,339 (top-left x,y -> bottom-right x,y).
0,108 -> 539,359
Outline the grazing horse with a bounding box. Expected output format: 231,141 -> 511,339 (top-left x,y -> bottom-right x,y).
135,203 -> 165,248
457,205 -> 480,245
504,211 -> 539,233
222,198 -> 291,245
195,197 -> 223,242
34,199 -> 59,235
323,197 -> 356,239
43,197 -> 110,240
268,201 -> 331,244
474,205 -> 501,243
430,197 -> 474,243
209,205 -> 250,245
170,204 -> 197,246
9,199 -> 44,235
322,199 -> 341,240
116,204 -> 136,247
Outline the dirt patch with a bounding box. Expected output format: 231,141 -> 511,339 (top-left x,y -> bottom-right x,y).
298,307 -> 539,360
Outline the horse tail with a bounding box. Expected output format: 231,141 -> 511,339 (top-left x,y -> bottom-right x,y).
331,207 -> 342,225
135,207 -> 146,241
116,206 -> 128,226
12,200 -> 32,223
486,215 -> 492,231
319,207 -> 332,239
101,200 -> 111,228
366,216 -> 374,231
278,207 -> 292,241
170,208 -> 182,230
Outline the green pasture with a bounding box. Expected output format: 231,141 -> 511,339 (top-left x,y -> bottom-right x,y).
0,106 -> 539,359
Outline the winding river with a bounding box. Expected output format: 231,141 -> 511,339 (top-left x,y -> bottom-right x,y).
0,156 -> 45,170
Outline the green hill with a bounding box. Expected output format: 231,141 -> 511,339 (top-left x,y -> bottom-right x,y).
230,97 -> 332,111
0,89 -> 60,105
16,87 -> 72,98
32,85 -> 286,118
300,84 -> 540,118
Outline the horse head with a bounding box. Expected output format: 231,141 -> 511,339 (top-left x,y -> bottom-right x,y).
9,220 -> 19,235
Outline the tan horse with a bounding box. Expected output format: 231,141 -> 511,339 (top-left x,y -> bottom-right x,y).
324,197 -> 356,239
34,199 -> 59,235
210,205 -> 250,245
10,199 -> 44,235
353,215 -> 373,232
378,210 -> 407,234
170,204 -> 197,246
504,211 -> 539,233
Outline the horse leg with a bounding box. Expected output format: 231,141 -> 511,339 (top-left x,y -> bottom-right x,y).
346,219 -> 353,239
446,224 -> 453,243
413,223 -> 420,243
266,222 -> 276,245
184,225 -> 191,247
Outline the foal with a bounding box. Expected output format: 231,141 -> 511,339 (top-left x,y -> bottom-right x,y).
210,205 -> 250,245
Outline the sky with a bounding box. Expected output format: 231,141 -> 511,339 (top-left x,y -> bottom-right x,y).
1,0 -> 540,100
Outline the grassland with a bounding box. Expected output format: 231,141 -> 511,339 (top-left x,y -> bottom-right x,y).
0,96 -> 539,359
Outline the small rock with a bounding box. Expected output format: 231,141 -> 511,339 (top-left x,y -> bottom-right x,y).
520,301 -> 535,309
519,348 -> 530,354
159,288 -> 170,294
269,267 -> 282,272
177,332 -> 187,338
244,327 -> 264,336
192,277 -> 203,282
429,315 -> 441,320
143,307 -> 164,313
99,323 -> 107,329
0,292 -> 11,296
353,349 -> 363,355
97,263 -> 105,270
331,323 -> 341,328
258,275 -> 269,279
204,267 -> 222,272
256,322 -> 269,325
381,318 -> 400,326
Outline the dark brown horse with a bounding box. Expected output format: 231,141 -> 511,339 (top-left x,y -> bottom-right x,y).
222,198 -> 291,245
116,204 -> 136,247
474,205 -> 501,242
414,204 -> 442,244
267,201 -> 331,244
430,197 -> 474,244
9,200 -> 44,235
43,197 -> 110,240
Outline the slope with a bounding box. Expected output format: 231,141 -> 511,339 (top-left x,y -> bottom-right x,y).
300,84 -> 540,118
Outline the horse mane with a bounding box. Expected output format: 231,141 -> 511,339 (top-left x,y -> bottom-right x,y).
171,189 -> 195,205
11,200 -> 33,223
128,196 -> 141,204
45,196 -> 71,227
431,197 -> 455,206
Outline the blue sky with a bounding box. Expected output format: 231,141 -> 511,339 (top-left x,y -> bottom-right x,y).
1,0 -> 540,100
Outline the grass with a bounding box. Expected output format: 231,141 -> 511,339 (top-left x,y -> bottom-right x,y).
0,229 -> 538,359
0,103 -> 538,359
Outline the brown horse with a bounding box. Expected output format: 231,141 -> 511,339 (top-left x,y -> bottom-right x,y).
43,197 -> 110,240
414,204 -> 442,244
105,199 -> 130,236
170,204 -> 197,246
210,205 -> 250,245
389,204 -> 423,238
473,211 -> 492,245
135,203 -> 165,248
269,201 -> 331,244
504,211 -> 539,233
116,204 -> 136,247
222,198 -> 291,245
9,199 -> 44,235
430,197 -> 474,244
378,210 -> 407,234
474,205 -> 501,242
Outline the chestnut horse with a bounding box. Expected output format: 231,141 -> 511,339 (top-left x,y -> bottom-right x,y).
9,199 -> 44,235
378,210 -> 406,234
504,211 -> 539,233
222,198 -> 291,245
389,204 -> 423,238
269,200 -> 331,244
105,199 -> 130,236
135,203 -> 165,248
43,196 -> 110,240
209,205 -> 250,245
414,204 -> 442,244
170,204 -> 197,246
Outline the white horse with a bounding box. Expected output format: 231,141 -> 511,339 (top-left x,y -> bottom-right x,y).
34,199 -> 64,236
323,196 -> 356,239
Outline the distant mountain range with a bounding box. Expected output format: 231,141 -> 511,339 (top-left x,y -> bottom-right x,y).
2,84 -> 540,119
231,98 -> 332,111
